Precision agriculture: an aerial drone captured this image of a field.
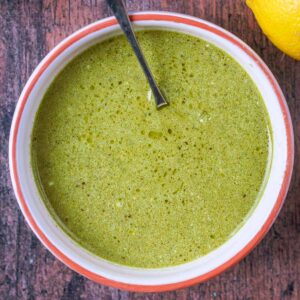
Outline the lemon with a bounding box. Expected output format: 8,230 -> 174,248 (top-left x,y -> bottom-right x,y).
246,0 -> 300,60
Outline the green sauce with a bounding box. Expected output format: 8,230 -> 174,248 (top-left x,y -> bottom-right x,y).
31,30 -> 271,268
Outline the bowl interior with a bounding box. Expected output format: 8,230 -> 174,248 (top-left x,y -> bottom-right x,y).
10,12 -> 291,287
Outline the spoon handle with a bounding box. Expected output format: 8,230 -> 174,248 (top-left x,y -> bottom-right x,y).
106,0 -> 168,109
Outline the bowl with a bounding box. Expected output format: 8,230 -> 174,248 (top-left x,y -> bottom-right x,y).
9,11 -> 294,292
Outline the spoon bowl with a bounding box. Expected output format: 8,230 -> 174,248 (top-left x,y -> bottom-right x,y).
9,11 -> 293,292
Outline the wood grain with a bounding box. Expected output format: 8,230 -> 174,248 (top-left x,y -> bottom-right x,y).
0,0 -> 299,299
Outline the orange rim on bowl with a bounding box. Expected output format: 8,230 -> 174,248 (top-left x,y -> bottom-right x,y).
9,12 -> 294,292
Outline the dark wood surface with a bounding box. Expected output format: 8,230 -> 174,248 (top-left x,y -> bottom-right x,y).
0,1 -> 299,299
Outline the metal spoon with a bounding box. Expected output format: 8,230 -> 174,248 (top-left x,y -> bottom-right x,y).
106,0 -> 168,109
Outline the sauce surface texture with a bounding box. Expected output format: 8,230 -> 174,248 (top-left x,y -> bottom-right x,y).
31,30 -> 271,268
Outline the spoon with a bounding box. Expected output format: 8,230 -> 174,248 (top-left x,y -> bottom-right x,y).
106,0 -> 168,109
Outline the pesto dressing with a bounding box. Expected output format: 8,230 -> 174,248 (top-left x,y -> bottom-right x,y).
31,30 -> 271,268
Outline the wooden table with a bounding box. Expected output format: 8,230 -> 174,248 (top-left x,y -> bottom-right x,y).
0,1 -> 299,299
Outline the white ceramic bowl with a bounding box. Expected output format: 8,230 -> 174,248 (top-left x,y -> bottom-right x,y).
9,12 -> 294,292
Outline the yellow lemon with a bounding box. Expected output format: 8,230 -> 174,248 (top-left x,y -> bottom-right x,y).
246,0 -> 300,60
